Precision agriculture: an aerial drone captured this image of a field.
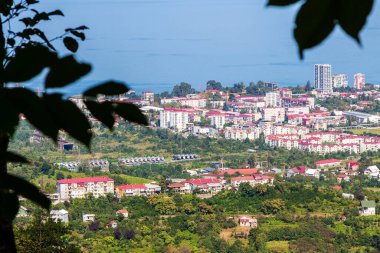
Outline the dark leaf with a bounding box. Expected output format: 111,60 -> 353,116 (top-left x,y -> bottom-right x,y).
0,191 -> 19,222
267,0 -> 300,6
8,88 -> 59,141
45,55 -> 91,88
34,11 -> 50,22
0,90 -> 19,136
20,17 -> 35,27
25,0 -> 39,5
3,44 -> 57,82
3,151 -> 29,164
294,0 -> 337,59
43,94 -> 92,147
48,9 -> 64,16
63,36 -> 78,53
114,103 -> 148,126
74,25 -> 89,30
84,81 -> 130,97
0,174 -> 50,210
70,30 -> 85,41
0,0 -> 13,16
6,38 -> 15,47
33,28 -> 56,50
338,0 -> 373,45
85,101 -> 115,130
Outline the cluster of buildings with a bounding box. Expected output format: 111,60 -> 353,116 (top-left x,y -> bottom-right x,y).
55,159 -> 109,172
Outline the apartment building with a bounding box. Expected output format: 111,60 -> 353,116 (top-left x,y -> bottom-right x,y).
57,177 -> 114,201
160,108 -> 190,131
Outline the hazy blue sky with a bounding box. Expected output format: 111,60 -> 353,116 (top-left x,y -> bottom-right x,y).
29,0 -> 380,92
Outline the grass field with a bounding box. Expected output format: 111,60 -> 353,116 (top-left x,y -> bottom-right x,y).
349,128 -> 380,135
266,241 -> 290,253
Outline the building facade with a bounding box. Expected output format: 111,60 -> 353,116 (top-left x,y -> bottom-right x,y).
57,177 -> 114,201
314,64 -> 333,93
354,73 -> 365,90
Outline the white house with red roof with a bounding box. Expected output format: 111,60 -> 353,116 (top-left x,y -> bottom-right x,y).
314,159 -> 341,169
184,178 -> 223,193
167,182 -> 192,194
115,183 -> 161,197
238,216 -> 257,228
116,209 -> 129,218
56,177 -> 114,201
231,174 -> 274,188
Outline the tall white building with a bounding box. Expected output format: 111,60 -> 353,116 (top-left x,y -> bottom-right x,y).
265,91 -> 281,107
142,91 -> 154,104
333,74 -> 348,88
314,64 -> 333,93
57,177 -> 114,201
354,73 -> 365,90
160,108 -> 190,132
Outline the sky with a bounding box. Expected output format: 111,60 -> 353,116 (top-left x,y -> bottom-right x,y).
23,0 -> 380,93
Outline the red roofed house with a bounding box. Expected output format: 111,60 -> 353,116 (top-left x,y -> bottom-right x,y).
115,183 -> 161,197
231,174 -> 274,188
346,161 -> 359,171
57,177 -> 114,201
337,174 -> 350,183
184,178 -> 223,193
238,216 -> 257,228
218,168 -> 258,177
167,182 -> 192,194
314,159 -> 341,170
116,209 -> 129,218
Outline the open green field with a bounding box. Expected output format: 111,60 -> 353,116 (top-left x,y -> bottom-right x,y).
349,127 -> 380,135
266,241 -> 290,253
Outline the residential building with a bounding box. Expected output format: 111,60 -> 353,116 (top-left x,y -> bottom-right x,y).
50,209 -> 69,223
116,209 -> 129,218
56,177 -> 114,201
167,182 -> 192,194
115,184 -> 161,197
314,64 -> 333,93
238,216 -> 257,228
354,73 -> 365,90
184,178 -> 223,193
82,214 -> 96,222
265,91 -> 281,107
207,111 -> 226,129
88,159 -> 109,172
142,91 -> 154,104
262,107 -> 285,122
314,159 -> 341,169
359,200 -> 376,216
333,74 -> 348,88
231,174 -> 274,188
160,108 -> 190,132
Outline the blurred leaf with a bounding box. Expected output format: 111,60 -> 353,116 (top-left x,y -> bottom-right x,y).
70,30 -> 85,41
48,9 -> 64,16
3,44 -> 57,82
6,38 -> 15,47
74,25 -> 89,30
267,0 -> 300,6
84,81 -> 130,97
338,0 -> 373,45
8,88 -> 58,141
45,55 -> 91,88
114,103 -> 148,125
63,36 -> 78,53
43,94 -> 92,147
294,0 -> 337,59
0,90 -> 19,136
0,174 -> 50,210
85,101 -> 115,130
0,191 -> 19,222
2,151 -> 29,164
33,28 -> 56,50
0,0 -> 13,16
25,0 -> 39,4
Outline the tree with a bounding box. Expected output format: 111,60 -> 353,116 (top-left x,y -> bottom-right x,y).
305,81 -> 312,91
0,2 -> 147,252
171,82 -> 196,97
206,80 -> 223,90
261,199 -> 286,214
